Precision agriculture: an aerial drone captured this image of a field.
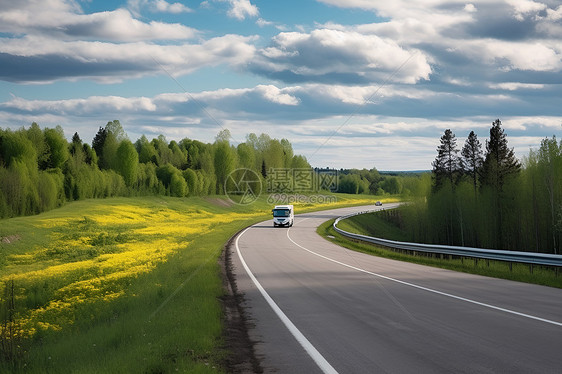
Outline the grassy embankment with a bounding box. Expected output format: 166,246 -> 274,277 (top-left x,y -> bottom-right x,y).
318,211 -> 562,289
0,193 -> 380,373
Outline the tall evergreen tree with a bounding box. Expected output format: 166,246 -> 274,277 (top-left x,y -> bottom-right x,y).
432,129 -> 461,190
92,126 -> 107,167
69,132 -> 83,158
71,132 -> 82,146
481,119 -> 521,191
92,121 -> 127,170
480,119 -> 521,249
461,131 -> 484,193
82,143 -> 97,166
431,129 -> 463,245
261,159 -> 267,178
537,136 -> 561,254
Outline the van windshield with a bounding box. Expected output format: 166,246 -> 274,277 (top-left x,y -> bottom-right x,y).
273,209 -> 290,217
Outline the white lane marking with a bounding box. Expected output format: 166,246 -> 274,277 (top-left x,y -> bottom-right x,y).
235,226 -> 339,374
286,225 -> 562,328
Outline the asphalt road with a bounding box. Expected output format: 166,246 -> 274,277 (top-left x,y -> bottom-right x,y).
230,204 -> 562,373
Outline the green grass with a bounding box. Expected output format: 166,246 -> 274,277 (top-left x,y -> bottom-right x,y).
336,211 -> 409,242
24,225 -> 241,373
0,193 -> 382,373
318,217 -> 562,289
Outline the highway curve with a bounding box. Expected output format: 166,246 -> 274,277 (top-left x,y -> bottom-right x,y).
229,204 -> 562,373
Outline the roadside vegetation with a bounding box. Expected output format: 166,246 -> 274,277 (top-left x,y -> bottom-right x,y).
0,121 -> 312,219
316,119 -> 561,287
331,120 -> 561,256
318,218 -> 562,289
396,120 -> 561,254
334,120 -> 561,255
0,193 -> 379,372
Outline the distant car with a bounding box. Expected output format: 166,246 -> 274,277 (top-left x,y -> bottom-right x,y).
375,201 -> 382,206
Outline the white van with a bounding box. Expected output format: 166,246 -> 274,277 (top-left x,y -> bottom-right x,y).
272,205 -> 294,227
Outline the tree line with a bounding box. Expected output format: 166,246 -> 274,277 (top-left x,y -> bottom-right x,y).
336,168 -> 423,196
398,119 -> 561,254
0,121 -> 310,219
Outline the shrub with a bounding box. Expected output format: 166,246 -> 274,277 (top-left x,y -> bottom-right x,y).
183,169 -> 198,196
170,173 -> 187,197
37,171 -> 58,211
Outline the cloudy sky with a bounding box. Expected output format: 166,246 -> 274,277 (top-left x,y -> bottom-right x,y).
1,0 -> 561,170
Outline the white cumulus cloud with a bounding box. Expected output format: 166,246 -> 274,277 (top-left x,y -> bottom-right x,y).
0,1 -> 196,41
128,0 -> 193,15
251,28 -> 432,84
224,0 -> 259,20
0,34 -> 257,83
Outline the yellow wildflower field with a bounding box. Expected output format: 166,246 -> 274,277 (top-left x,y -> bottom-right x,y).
0,198 -> 264,338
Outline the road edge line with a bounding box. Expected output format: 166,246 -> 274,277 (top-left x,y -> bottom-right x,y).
235,226 -> 339,374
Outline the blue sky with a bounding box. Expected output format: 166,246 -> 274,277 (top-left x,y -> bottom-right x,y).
1,0 -> 561,170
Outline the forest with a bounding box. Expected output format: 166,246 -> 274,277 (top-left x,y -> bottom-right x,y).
394,119 -> 561,254
0,121 -> 312,219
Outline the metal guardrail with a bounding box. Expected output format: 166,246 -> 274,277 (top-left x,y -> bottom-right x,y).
333,210 -> 562,268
